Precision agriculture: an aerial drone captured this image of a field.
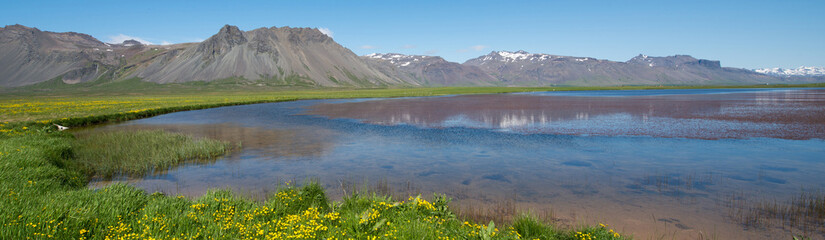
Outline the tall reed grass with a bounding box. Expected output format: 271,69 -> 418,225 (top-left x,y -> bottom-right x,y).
73,130 -> 233,178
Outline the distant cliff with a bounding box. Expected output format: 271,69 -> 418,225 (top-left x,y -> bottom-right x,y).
462,51 -> 792,86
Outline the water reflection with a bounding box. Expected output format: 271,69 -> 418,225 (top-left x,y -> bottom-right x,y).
85,89 -> 825,240
307,89 -> 825,139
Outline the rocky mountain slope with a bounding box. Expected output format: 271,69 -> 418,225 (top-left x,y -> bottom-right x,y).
361,53 -> 497,86
0,24 -> 402,87
0,24 -> 115,87
130,25 -> 401,86
463,51 -> 792,86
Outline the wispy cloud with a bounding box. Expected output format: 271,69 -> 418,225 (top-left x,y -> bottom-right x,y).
318,28 -> 333,38
108,34 -> 154,45
424,49 -> 438,55
160,41 -> 173,45
402,44 -> 416,49
471,45 -> 488,51
457,45 -> 489,53
361,45 -> 378,49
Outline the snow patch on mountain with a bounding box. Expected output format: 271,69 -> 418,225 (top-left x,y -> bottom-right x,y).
364,53 -> 433,67
754,66 -> 825,77
479,50 -> 558,63
497,51 -> 531,61
630,54 -> 655,67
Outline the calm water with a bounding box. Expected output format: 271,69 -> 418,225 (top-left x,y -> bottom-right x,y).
87,88 -> 825,239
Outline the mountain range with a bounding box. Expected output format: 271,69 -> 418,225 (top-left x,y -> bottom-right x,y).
361,53 -> 498,86
1,24 -> 822,88
0,24 -> 400,88
464,51 -> 782,86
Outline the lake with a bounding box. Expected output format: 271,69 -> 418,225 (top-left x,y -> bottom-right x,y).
87,88 -> 825,239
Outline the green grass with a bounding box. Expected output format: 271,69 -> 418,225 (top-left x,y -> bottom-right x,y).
73,130 -> 233,178
511,214 -> 563,239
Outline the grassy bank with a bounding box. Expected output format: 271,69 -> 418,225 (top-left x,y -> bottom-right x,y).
1,87 -> 543,124
73,130 -> 233,178
3,83 -> 823,124
0,130 -> 626,239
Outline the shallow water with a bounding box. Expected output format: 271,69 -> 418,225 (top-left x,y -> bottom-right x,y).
309,88 -> 825,139
87,88 -> 825,239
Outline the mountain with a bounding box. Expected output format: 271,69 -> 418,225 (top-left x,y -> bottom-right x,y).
1,24 -> 823,88
0,24 -> 402,87
754,66 -> 825,77
0,24 -> 115,87
131,25 -> 402,86
361,53 -> 497,86
463,51 -> 794,86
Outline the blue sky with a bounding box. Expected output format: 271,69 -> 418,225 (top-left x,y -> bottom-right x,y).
2,0 -> 823,69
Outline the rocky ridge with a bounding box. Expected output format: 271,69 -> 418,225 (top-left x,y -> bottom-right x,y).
361,53 -> 498,86
0,24 -> 402,87
1,25 -> 823,88
463,51 -> 788,86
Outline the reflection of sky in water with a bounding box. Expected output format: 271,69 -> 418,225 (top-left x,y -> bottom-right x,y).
517,88 -> 813,97
86,88 -> 825,240
309,88 -> 825,139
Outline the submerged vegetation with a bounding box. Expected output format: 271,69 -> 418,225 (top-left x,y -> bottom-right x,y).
727,190 -> 825,237
0,86 -> 644,239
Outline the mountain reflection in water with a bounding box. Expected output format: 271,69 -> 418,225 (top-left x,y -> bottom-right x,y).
307,89 -> 825,139
84,89 -> 825,240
